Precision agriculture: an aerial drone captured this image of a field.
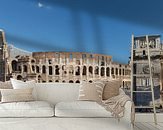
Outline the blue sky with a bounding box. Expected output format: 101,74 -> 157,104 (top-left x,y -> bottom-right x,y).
0,0 -> 163,63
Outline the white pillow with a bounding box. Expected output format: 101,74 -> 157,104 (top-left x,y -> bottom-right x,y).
10,78 -> 37,100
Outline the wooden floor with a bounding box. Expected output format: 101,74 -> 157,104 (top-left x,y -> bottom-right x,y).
134,122 -> 163,130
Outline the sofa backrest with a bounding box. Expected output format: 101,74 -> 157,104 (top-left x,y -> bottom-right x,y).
36,83 -> 80,105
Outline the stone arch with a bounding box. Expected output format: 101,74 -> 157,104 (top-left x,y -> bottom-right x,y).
36,66 -> 39,73
42,65 -> 46,74
119,69 -> 121,75
11,60 -> 17,72
101,67 -> 105,76
116,68 -> 118,75
55,65 -> 60,75
69,80 -> 74,83
38,75 -> 42,83
89,66 -> 93,74
76,80 -> 80,83
89,80 -> 92,83
106,67 -> 110,77
75,66 -> 80,75
82,66 -> 87,75
111,67 -> 114,74
32,65 -> 35,72
23,65 -> 27,72
17,75 -> 22,80
49,80 -> 53,82
123,69 -> 125,75
55,80 -> 59,82
49,66 -> 52,75
62,80 -> 66,83
95,66 -> 99,75
31,59 -> 35,63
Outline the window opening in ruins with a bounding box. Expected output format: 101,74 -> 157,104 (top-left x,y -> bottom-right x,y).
49,66 -> 52,75
106,67 -> 110,77
123,69 -> 125,75
75,66 -> 80,75
31,59 -> 35,63
12,60 -> 17,72
82,66 -> 87,75
143,50 -> 146,55
89,80 -> 92,83
116,68 -> 118,75
62,80 -> 66,83
55,65 -> 60,75
69,80 -> 74,83
95,66 -> 99,75
17,75 -> 22,80
111,68 -> 114,74
76,80 -> 80,83
55,80 -> 59,82
42,65 -> 46,74
48,59 -> 52,64
49,80 -> 52,82
32,65 -> 35,72
23,65 -> 27,72
36,66 -> 39,73
101,56 -> 105,66
101,67 -> 105,76
119,69 -> 121,75
18,66 -> 21,72
89,66 -> 93,74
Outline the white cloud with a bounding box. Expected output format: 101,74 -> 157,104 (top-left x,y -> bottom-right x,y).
38,2 -> 44,8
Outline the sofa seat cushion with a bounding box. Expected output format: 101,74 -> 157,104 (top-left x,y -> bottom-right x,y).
55,101 -> 112,117
0,101 -> 54,117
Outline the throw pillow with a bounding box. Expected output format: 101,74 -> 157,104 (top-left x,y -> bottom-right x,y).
10,78 -> 37,100
78,80 -> 105,102
102,79 -> 120,100
1,88 -> 34,103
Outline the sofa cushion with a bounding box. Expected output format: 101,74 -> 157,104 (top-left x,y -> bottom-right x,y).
1,88 -> 34,103
10,78 -> 37,100
78,81 -> 105,102
55,101 -> 112,117
0,101 -> 54,117
102,80 -> 120,100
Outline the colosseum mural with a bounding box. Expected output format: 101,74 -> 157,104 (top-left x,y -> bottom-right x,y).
9,51 -> 131,86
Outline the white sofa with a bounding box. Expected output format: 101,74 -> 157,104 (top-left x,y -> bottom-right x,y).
0,83 -> 133,130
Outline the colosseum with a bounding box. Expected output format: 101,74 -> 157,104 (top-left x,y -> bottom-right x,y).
0,30 -> 131,87
9,51 -> 130,86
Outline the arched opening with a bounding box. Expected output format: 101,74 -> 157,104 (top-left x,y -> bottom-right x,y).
89,80 -> 92,83
75,66 -> 80,75
49,66 -> 52,75
18,66 -> 21,72
42,65 -> 46,74
55,80 -> 59,82
23,65 -> 27,72
89,66 -> 93,74
111,68 -> 114,74
119,69 -> 121,75
101,67 -> 105,76
76,80 -> 80,83
49,80 -> 53,82
32,65 -> 35,72
55,65 -> 60,75
82,66 -> 87,75
31,59 -> 35,63
116,68 -> 118,75
36,66 -> 39,73
17,75 -> 22,80
62,80 -> 66,83
106,67 -> 110,77
69,80 -> 74,83
11,60 -> 17,72
95,66 -> 99,75
123,69 -> 125,75
38,75 -> 42,83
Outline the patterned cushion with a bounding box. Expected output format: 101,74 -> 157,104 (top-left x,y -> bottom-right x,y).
102,80 -> 120,100
78,81 -> 105,102
1,88 -> 34,103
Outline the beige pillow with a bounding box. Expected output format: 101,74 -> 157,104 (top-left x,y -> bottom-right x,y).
102,80 -> 120,100
78,81 -> 105,102
1,88 -> 34,103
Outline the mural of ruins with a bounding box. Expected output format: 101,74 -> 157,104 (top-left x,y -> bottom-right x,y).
0,30 -> 130,87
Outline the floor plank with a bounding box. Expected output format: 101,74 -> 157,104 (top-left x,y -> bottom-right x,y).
148,123 -> 163,130
134,122 -> 163,130
134,123 -> 149,130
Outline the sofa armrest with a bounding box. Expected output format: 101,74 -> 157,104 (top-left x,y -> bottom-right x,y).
121,101 -> 132,123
